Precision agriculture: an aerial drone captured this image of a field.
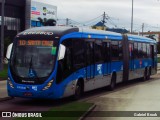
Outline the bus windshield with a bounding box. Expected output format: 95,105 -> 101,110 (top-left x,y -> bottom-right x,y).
10,39 -> 58,79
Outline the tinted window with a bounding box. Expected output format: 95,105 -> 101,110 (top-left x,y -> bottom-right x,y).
86,41 -> 94,65
111,41 -> 119,61
138,42 -> 142,58
119,41 -> 123,60
95,40 -> 103,63
73,39 -> 85,69
146,44 -> 150,58
103,42 -> 111,62
142,43 -> 147,58
134,42 -> 138,59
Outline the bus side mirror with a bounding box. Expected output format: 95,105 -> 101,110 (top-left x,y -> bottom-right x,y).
58,44 -> 66,61
6,43 -> 13,60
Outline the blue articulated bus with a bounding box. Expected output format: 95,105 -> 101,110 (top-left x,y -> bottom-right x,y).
7,26 -> 157,99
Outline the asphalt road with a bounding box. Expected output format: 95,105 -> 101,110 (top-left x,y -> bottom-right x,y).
84,73 -> 160,120
0,81 -> 8,99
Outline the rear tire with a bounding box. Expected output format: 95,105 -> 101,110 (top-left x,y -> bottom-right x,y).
143,69 -> 147,81
147,68 -> 151,80
108,74 -> 116,91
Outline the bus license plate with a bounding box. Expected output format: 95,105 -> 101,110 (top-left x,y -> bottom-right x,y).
23,92 -> 33,96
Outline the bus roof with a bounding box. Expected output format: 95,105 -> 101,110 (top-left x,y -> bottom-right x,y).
18,26 -> 123,40
79,27 -> 122,40
127,34 -> 157,43
80,27 -> 121,36
17,26 -> 156,43
19,26 -> 121,36
18,26 -> 79,37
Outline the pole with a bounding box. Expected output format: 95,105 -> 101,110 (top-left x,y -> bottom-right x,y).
66,18 -> 69,26
142,23 -> 144,36
131,0 -> 134,34
102,12 -> 106,30
0,0 -> 5,71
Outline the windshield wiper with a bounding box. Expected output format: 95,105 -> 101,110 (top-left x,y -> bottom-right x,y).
28,56 -> 39,79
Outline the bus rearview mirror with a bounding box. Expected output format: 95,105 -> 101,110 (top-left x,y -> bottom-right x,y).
58,44 -> 66,61
6,43 -> 13,59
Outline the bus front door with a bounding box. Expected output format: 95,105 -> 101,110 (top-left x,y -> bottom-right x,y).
86,41 -> 94,80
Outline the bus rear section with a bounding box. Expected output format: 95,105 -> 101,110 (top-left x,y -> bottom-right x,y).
125,35 -> 157,81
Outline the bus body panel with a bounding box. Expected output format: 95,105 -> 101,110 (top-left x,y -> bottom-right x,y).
7,26 -> 157,99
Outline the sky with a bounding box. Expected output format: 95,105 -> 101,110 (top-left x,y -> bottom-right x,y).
34,0 -> 160,32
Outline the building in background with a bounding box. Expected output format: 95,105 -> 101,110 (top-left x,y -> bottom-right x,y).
0,0 -> 25,40
138,31 -> 160,43
92,21 -> 107,30
0,0 -> 57,39
0,0 -> 57,57
25,0 -> 57,29
0,0 -> 57,40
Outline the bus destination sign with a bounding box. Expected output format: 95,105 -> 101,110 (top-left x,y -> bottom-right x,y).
18,40 -> 53,46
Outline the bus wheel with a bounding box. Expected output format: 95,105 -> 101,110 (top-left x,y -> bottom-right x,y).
73,81 -> 82,100
108,74 -> 116,91
143,69 -> 147,81
147,68 -> 151,80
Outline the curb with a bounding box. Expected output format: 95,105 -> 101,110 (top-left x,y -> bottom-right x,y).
0,97 -> 13,102
79,104 -> 96,120
0,79 -> 7,81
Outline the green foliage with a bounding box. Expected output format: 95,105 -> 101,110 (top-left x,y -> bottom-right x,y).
0,64 -> 8,79
14,102 -> 93,120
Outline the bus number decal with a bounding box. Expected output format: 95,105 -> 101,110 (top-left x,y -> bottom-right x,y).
97,64 -> 102,75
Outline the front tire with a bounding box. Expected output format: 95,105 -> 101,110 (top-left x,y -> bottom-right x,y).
73,81 -> 82,100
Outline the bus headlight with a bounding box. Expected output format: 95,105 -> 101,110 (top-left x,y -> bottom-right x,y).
8,77 -> 14,88
42,80 -> 54,91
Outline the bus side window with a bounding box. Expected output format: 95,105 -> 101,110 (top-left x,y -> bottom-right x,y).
73,39 -> 85,70
138,42 -> 142,59
119,41 -> 123,60
142,43 -> 147,58
147,44 -> 150,58
111,41 -> 119,61
134,42 -> 138,59
95,40 -> 103,63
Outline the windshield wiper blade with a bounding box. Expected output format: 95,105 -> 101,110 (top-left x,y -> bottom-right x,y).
28,56 -> 38,78
27,56 -> 40,81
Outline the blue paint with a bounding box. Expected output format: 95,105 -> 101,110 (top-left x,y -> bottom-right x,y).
7,28 -> 157,99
